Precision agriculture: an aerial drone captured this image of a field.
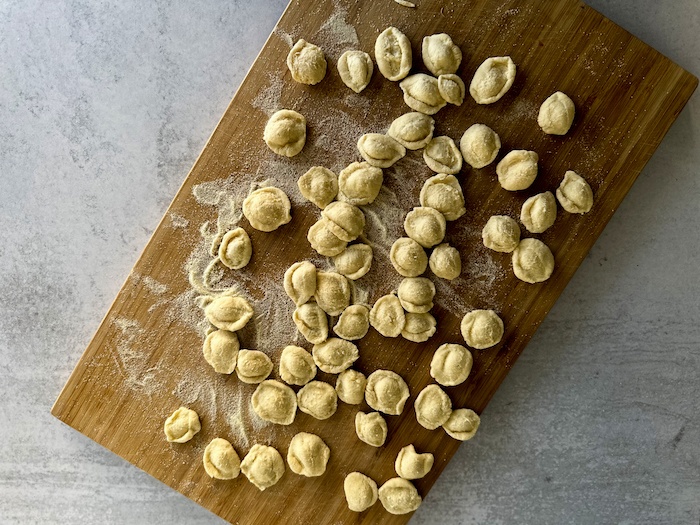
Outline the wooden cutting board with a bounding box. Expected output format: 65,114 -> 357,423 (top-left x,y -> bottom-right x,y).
52,0 -> 697,523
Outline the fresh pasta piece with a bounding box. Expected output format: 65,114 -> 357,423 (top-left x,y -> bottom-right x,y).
164,407 -> 201,443
375,27 -> 412,81
460,309 -> 504,349
512,238 -> 555,283
312,338 -> 359,373
469,56 -> 516,104
400,74 -> 446,115
236,350 -> 273,384
414,384 -> 452,430
205,296 -> 254,332
397,277 -> 435,313
365,369 -> 410,415
202,330 -> 239,374
422,33 -> 461,76
357,133 -> 406,168
242,186 -> 292,232
241,444 -> 284,491
297,380 -> 338,420
263,109 -> 306,157
538,91 -> 575,135
287,39 -> 327,85
284,260 -> 316,306
387,112 -> 435,150
460,123 -> 501,169
496,150 -> 539,191
307,219 -> 347,256
279,345 -> 317,386
378,478 -> 422,515
334,305 -> 370,341
419,174 -> 465,221
401,312 -> 437,343
203,438 -> 240,480
423,136 -> 462,174
369,294 -> 406,338
218,228 -> 252,269
443,408 -> 480,440
321,201 -> 365,242
336,369 -> 367,405
404,206 -> 446,248
333,244 -> 372,280
292,301 -> 328,344
482,215 -> 521,253
338,161 -> 383,206
429,243 -> 461,280
344,472 -> 379,512
437,74 -> 465,105
251,379 -> 297,425
355,411 -> 388,447
430,343 -> 472,386
556,170 -> 593,214
521,191 -> 557,233
390,237 -> 428,277
314,271 -> 350,316
297,166 -> 338,209
338,50 -> 373,93
395,444 -> 434,480
287,432 -> 330,477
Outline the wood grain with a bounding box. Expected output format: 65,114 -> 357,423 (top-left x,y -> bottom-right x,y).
51,0 -> 697,523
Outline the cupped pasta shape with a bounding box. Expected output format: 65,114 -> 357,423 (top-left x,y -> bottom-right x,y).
251,379 -> 297,425
460,309 -> 504,349
365,369 -> 410,415
419,173 -> 465,221
429,243 -> 461,280
292,301 -> 328,344
236,350 -> 273,384
390,237 -> 428,277
422,33 -> 462,76
287,39 -> 326,85
205,295 -> 254,332
357,133 -> 405,168
218,228 -> 252,269
242,186 -> 292,232
375,26 -> 412,81
321,201 -> 365,242
512,238 -> 555,283
469,56 -> 516,104
387,112 -> 435,150
334,304 -> 370,341
297,166 -> 338,209
338,161 -> 383,206
556,170 -> 593,214
240,444 -> 285,491
338,50 -> 373,93
460,123 -> 501,169
404,206 -> 446,248
333,243 -> 373,280
312,337 -> 359,373
263,109 -> 306,157
400,74 -> 447,115
423,136 -> 462,174
369,293 -> 406,338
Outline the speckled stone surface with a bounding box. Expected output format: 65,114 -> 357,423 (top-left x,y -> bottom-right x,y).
0,1 -> 698,523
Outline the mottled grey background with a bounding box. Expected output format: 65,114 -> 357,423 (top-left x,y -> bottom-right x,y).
0,0 -> 698,523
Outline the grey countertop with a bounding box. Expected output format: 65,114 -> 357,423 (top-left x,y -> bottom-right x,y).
1,1 -> 698,523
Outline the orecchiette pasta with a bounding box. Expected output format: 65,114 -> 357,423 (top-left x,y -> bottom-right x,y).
375,27 -> 412,81
404,206 -> 446,248
399,74 -> 447,115
338,50 -> 373,93
369,294 -> 406,338
390,237 -> 428,277
297,166 -> 338,209
263,109 -> 306,157
422,33 -> 462,76
333,243 -> 373,280
321,201 -> 365,242
357,133 -> 406,168
218,228 -> 252,270
242,186 -> 292,232
338,161 -> 383,206
287,39 -> 327,85
292,301 -> 328,344
314,271 -> 350,316
469,56 -> 516,104
419,174 -> 465,221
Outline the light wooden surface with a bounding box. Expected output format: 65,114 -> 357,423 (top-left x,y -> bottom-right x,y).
51,0 -> 697,523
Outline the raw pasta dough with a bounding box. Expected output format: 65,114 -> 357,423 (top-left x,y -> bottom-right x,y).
422,33 -> 461,76
460,309 -> 504,349
512,238 -> 555,283
218,228 -> 252,269
202,329 -> 239,374
437,74 -> 465,105
430,343 -> 472,386
293,301 -> 328,344
321,201 -> 365,242
538,91 -> 575,135
369,294 -> 406,337
297,381 -> 338,420
338,50 -> 373,93
387,112 -> 435,150
287,432 -> 330,477
423,136 -> 462,174
378,478 -> 422,515
279,345 -> 317,385
263,109 -> 306,157
395,444 -> 434,480
556,170 -> 593,214
236,350 -> 273,384
443,408 -> 481,441
336,369 -> 367,405
365,369 -> 410,415
284,260 -> 316,306
355,411 -> 388,447
164,407 -> 201,443
429,243 -> 461,280
205,295 -> 254,332
419,174 -> 465,221
334,304 -> 370,341
333,244 -> 372,280
390,237 -> 428,277
344,472 -> 378,512
404,207 -> 446,248
521,191 -> 557,233
469,56 -> 516,104
397,277 -> 435,313
203,438 -> 240,480
375,27 -> 412,81
401,312 -> 437,343
287,39 -> 327,85
460,123 -> 501,169
497,150 -> 539,191
314,271 -> 350,316
307,219 -> 347,257
242,186 -> 292,232
482,215 -> 521,253
414,384 -> 452,430
251,380 -> 297,425
241,444 -> 285,491
297,166 -> 338,209
312,338 -> 359,373
357,133 -> 406,168
400,74 -> 447,115
338,161 -> 383,205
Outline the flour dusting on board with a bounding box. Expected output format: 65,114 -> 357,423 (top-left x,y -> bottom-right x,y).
316,1 -> 360,58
